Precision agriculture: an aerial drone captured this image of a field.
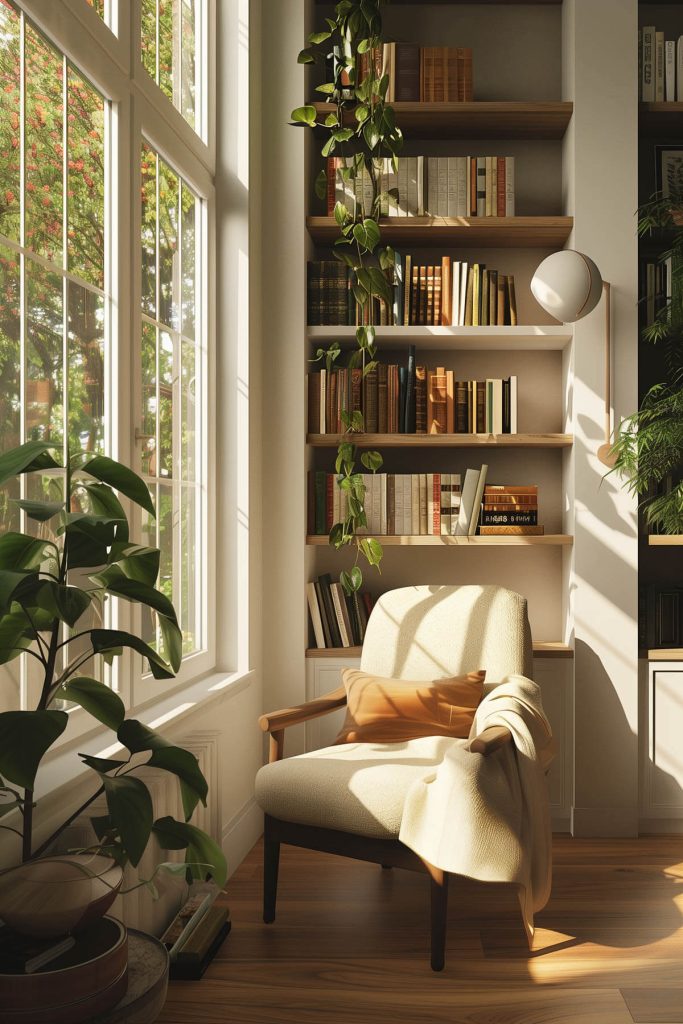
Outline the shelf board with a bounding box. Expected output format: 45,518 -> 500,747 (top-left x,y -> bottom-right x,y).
639,102 -> 683,137
306,641 -> 573,659
307,216 -> 573,248
313,101 -> 573,140
307,534 -> 573,546
308,432 -> 572,448
648,649 -> 683,661
648,535 -> 683,546
306,325 -> 572,350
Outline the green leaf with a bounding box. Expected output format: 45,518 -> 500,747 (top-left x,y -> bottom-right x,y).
314,169 -> 327,201
354,103 -> 370,123
334,201 -> 349,228
49,583 -> 91,627
290,104 -> 317,127
359,536 -> 383,568
321,135 -> 336,158
0,610 -> 34,665
308,29 -> 331,44
363,120 -> 380,150
329,522 -> 345,549
352,283 -> 369,308
379,245 -> 395,270
82,483 -> 129,543
316,82 -> 336,95
357,37 -> 371,53
363,218 -> 381,251
106,544 -> 160,587
60,677 -> 125,730
0,711 -> 68,789
0,441 -> 61,488
80,754 -> 127,773
99,576 -> 177,624
103,775 -> 153,866
340,566 -> 363,595
80,456 -> 155,517
368,266 -> 392,304
148,747 -> 208,820
324,113 -> 339,128
0,534 -> 54,572
152,816 -> 228,887
297,49 -> 315,64
13,499 -> 64,522
0,571 -> 35,615
118,718 -> 169,754
332,127 -> 354,143
361,450 -> 383,472
91,629 -> 175,680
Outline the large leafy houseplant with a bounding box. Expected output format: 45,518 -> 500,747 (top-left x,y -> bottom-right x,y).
0,440 -> 226,891
611,189 -> 683,533
293,0 -> 401,593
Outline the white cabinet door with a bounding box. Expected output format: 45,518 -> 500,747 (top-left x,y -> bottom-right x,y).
642,666 -> 683,824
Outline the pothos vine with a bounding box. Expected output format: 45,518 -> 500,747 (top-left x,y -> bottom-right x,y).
292,0 -> 402,594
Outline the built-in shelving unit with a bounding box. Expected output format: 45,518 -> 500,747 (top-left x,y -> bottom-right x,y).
308,433 -> 573,448
306,326 -> 573,351
307,534 -> 573,547
307,215 -> 574,247
313,100 -> 573,139
648,535 -> 683,546
639,102 -> 683,136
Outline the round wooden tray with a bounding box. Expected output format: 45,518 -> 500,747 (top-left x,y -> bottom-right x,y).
90,930 -> 169,1024
1,916 -> 128,1024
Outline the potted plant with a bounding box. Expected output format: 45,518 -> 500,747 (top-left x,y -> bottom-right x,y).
0,440 -> 226,937
611,190 -> 683,532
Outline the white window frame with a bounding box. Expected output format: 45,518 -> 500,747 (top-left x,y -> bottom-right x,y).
5,0 -> 227,739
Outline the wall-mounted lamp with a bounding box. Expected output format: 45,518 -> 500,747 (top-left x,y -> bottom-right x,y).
531,250 -> 615,467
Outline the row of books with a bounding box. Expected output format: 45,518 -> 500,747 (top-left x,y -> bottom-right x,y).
308,360 -> 518,435
639,28 -> 683,102
307,258 -> 518,327
307,573 -> 374,650
326,155 -> 515,219
332,43 -> 473,103
161,891 -> 231,981
309,469 -> 542,537
641,258 -> 681,326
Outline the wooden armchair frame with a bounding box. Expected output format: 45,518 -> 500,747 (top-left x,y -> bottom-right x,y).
258,689 -> 511,971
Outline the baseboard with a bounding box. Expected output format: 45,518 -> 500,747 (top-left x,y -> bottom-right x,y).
571,805 -> 639,837
222,797 -> 263,878
551,814 -> 570,832
639,817 -> 683,834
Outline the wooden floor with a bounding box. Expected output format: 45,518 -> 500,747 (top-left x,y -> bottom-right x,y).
158,835 -> 683,1024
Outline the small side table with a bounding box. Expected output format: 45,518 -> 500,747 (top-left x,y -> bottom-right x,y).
90,930 -> 169,1024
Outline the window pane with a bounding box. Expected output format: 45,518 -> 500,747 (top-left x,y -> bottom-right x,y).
26,259 -> 63,444
181,182 -> 195,339
158,160 -> 179,329
0,244 -> 20,532
141,0 -> 201,135
67,66 -> 105,289
0,0 -> 20,242
25,23 -> 63,264
68,282 -> 105,454
159,329 -> 173,478
85,0 -> 106,18
141,144 -> 157,318
141,321 -> 157,476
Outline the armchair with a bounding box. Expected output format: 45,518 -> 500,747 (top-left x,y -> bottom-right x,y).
256,584 -> 540,971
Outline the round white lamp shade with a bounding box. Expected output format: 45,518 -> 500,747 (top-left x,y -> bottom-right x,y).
531,250 -> 603,323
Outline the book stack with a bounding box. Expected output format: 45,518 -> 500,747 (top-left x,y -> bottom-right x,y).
307,257 -> 517,327
326,155 -> 515,219
640,27 -> 683,101
309,465 -> 490,538
162,892 -> 231,981
479,484 -> 542,536
307,573 -> 374,649
356,43 -> 474,102
641,258 -> 676,325
308,359 -> 518,436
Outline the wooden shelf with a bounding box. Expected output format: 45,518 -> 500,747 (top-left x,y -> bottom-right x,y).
313,101 -> 573,140
648,649 -> 683,661
306,326 -> 572,350
308,432 -> 572,448
307,216 -> 573,248
306,641 -> 574,659
648,535 -> 683,546
639,102 -> 683,137
307,534 -> 573,546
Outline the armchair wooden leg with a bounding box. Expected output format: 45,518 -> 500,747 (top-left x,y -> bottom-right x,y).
263,830 -> 280,924
429,868 -> 449,972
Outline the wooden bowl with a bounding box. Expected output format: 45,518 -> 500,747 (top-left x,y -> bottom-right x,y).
0,854 -> 123,938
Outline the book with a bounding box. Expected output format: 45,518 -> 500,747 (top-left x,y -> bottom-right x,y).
395,42 -> 420,101
656,31 -> 665,102
318,573 -> 342,647
0,927 -> 76,974
479,525 -> 545,536
642,26 -> 655,102
455,468 -> 481,536
468,463 -> 488,535
678,37 -> 683,101
405,344 -> 416,433
331,582 -> 353,647
666,40 -> 676,101
307,582 -> 325,648
415,365 -> 427,433
163,893 -> 214,960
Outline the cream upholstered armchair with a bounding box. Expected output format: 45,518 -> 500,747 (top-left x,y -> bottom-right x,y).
256,585 -> 538,971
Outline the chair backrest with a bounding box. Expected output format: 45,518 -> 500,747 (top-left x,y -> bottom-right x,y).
360,585 -> 533,686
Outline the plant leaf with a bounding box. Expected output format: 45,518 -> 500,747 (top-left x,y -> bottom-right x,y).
13,499 -> 64,522
91,629 -> 175,679
152,816 -> 227,887
361,450 -> 383,472
103,775 -> 153,866
147,747 -> 208,820
80,456 -> 155,517
0,710 -> 68,789
0,534 -> 54,572
314,169 -> 327,201
0,441 -> 61,488
60,677 -> 125,730
290,104 -> 317,127
80,754 -> 127,773
340,566 -> 363,594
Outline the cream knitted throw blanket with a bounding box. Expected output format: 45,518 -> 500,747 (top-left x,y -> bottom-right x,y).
398,675 -> 556,943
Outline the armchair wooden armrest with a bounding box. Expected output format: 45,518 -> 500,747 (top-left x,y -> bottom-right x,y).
466,726 -> 513,755
258,686 -> 347,762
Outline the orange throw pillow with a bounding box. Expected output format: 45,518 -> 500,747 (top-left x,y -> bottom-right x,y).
334,668 -> 486,745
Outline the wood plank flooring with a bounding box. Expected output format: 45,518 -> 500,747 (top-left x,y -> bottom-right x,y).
158,835 -> 683,1024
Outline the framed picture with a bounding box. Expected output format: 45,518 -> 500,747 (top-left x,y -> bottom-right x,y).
655,145 -> 683,200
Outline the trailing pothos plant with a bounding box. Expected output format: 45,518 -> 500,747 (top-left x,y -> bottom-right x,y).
0,440 -> 226,893
293,0 -> 402,594
610,189 -> 683,533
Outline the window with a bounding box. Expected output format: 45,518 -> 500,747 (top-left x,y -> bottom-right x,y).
0,0 -> 217,715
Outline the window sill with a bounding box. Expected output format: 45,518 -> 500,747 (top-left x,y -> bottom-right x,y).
34,668 -> 256,803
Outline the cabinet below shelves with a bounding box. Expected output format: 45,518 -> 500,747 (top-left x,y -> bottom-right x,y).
306,534 -> 573,546
308,432 -> 572,448
307,216 -> 573,248
306,641 -> 573,659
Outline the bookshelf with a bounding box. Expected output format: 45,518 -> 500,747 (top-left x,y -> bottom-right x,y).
306,216 -> 574,247
307,326 -> 573,350
308,433 -> 573,448
306,534 -> 573,546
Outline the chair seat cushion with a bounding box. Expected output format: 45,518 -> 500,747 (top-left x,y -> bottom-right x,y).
255,735 -> 464,839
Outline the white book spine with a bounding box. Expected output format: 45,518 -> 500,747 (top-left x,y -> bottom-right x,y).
505,157 -> 515,216
386,157 -> 398,217
451,260 -> 461,327
411,474 -> 420,536
656,32 -> 665,102
407,157 -> 417,217
447,157 -> 458,217
468,464 -> 488,537
380,473 -> 387,534
320,369 -> 326,433
426,473 -> 434,536
440,472 -> 450,536
459,262 -> 468,326
493,379 -> 503,435
438,157 -> 448,217
395,472 -> 404,535
666,40 -> 676,102
642,27 -> 655,102
427,157 -> 438,216
451,474 -> 462,536
510,375 -> 518,434
404,475 -> 412,536
306,583 -> 326,649
456,156 -> 467,217
372,473 -> 381,533
456,468 -> 478,536
331,583 -> 351,647
417,155 -> 425,216
397,158 -> 407,217
476,157 -> 486,217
